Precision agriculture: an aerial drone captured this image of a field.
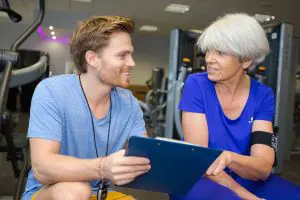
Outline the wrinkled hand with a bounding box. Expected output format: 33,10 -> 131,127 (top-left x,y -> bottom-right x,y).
101,149 -> 151,185
206,151 -> 233,176
240,192 -> 266,200
232,177 -> 266,200
236,188 -> 266,200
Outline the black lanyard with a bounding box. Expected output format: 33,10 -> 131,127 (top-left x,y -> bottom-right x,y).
78,74 -> 112,200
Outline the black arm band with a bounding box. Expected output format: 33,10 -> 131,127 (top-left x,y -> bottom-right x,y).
251,131 -> 277,167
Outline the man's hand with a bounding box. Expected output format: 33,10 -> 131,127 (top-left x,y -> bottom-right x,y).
206,151 -> 233,176
101,149 -> 151,185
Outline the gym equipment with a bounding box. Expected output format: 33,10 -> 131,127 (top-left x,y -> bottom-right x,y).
165,29 -> 202,140
291,37 -> 300,156
139,67 -> 168,137
252,24 -> 296,173
0,0 -> 47,199
0,0 -> 22,23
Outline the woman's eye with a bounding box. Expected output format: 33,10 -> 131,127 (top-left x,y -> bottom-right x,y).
216,51 -> 226,56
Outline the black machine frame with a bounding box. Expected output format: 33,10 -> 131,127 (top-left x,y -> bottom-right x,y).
0,1 -> 46,199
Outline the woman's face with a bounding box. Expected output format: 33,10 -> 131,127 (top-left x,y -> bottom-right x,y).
205,50 -> 250,82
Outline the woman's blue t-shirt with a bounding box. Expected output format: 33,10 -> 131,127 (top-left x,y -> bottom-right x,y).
178,72 -> 275,156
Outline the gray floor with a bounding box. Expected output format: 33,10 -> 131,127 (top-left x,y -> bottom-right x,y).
0,197 -> 14,200
0,113 -> 300,199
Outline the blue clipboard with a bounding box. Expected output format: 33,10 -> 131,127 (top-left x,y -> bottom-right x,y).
123,136 -> 222,196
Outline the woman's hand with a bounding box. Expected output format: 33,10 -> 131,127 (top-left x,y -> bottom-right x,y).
233,185 -> 266,200
101,149 -> 151,185
206,151 -> 233,176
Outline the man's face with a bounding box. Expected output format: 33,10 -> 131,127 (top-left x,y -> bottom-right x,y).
95,31 -> 135,88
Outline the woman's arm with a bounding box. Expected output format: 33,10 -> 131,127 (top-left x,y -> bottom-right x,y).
182,112 -> 263,200
230,120 -> 274,180
206,120 -> 275,181
182,112 -> 208,147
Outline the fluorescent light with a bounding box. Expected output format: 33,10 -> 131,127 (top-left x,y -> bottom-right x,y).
52,36 -> 56,40
73,0 -> 92,2
254,14 -> 276,23
139,25 -> 158,32
0,12 -> 9,19
189,29 -> 203,34
49,26 -> 54,30
165,3 -> 190,13
51,31 -> 55,35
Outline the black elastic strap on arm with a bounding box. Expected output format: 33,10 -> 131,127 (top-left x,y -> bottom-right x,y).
251,131 -> 277,167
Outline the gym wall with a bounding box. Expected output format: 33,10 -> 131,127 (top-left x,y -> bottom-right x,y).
0,22 -> 169,85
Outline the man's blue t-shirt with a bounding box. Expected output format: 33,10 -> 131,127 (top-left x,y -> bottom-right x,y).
22,74 -> 146,200
179,72 -> 275,156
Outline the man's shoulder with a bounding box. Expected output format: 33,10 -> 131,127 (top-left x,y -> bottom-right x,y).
34,74 -> 77,100
38,74 -> 77,91
41,74 -> 77,86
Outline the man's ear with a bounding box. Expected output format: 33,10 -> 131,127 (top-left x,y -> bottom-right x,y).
85,50 -> 99,69
242,59 -> 253,70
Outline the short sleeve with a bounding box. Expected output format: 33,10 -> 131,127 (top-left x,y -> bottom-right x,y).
129,95 -> 147,137
28,81 -> 63,141
254,87 -> 275,122
178,75 -> 205,113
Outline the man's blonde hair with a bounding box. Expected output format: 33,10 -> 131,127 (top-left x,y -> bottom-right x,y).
70,16 -> 134,73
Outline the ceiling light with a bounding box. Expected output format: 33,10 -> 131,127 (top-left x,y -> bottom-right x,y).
73,0 -> 92,2
139,25 -> 158,32
51,31 -> 55,35
165,3 -> 190,13
49,26 -> 54,30
52,36 -> 56,40
254,14 -> 276,23
0,12 -> 9,19
189,29 -> 203,34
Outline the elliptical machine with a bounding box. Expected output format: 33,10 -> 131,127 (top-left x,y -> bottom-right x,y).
0,1 -> 47,199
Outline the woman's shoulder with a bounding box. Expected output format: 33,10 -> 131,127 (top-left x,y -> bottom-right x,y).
250,78 -> 274,109
186,72 -> 212,86
250,77 -> 274,96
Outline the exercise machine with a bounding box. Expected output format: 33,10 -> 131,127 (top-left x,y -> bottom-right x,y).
140,67 -> 168,137
0,0 -> 47,199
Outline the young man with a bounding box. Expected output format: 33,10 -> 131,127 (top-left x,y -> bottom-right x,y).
22,16 -> 151,200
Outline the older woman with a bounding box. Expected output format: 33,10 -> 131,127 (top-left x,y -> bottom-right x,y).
179,13 -> 275,200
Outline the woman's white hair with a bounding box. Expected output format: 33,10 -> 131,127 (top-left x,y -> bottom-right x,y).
198,13 -> 270,68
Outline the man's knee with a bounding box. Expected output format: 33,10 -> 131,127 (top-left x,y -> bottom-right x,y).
42,182 -> 92,200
